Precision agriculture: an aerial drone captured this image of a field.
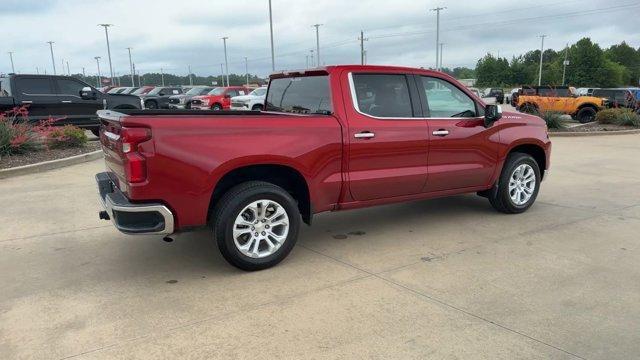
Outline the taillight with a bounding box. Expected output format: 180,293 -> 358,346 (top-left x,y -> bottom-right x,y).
121,127 -> 151,183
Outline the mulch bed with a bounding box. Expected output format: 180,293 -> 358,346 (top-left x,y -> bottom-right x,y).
0,140 -> 101,170
551,122 -> 638,133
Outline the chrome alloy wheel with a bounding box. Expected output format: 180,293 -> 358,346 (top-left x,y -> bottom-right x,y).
232,199 -> 290,259
508,164 -> 536,206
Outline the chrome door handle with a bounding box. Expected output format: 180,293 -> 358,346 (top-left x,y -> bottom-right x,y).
21,100 -> 33,104
354,131 -> 375,139
432,129 -> 449,137
61,100 -> 72,103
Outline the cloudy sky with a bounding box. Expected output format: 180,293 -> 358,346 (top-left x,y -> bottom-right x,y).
2,0 -> 639,78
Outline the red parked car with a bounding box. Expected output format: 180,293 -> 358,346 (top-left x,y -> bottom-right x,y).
96,65 -> 551,270
190,86 -> 252,110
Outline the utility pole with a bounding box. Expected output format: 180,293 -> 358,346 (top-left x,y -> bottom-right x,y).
430,7 -> 446,71
82,67 -> 86,77
188,65 -> 193,86
244,57 -> 249,85
359,30 -> 368,65
268,0 -> 275,72
221,37 -> 230,87
47,41 -> 56,75
439,43 -> 444,70
94,56 -> 102,87
126,47 -> 134,86
364,50 -> 367,65
160,67 -> 165,86
66,61 -> 70,76
8,52 -> 15,73
220,63 -> 225,86
36,66 -> 40,75
98,24 -> 114,84
537,34 -> 547,86
312,24 -> 323,66
61,58 -> 65,75
562,43 -> 569,86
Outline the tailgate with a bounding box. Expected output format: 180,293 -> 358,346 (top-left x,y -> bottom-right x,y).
98,110 -> 127,188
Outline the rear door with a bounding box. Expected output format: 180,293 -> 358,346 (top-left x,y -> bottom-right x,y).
14,76 -> 59,121
416,75 -> 498,192
345,71 -> 429,201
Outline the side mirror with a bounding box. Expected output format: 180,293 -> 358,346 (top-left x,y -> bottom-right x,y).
80,87 -> 96,100
484,104 -> 502,128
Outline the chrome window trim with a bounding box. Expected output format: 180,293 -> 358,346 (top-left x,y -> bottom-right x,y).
347,72 -> 483,121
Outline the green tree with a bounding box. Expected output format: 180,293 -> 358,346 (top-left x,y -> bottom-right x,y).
605,41 -> 640,85
475,54 -> 510,87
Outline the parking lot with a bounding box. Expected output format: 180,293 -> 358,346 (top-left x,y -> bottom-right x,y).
1,134 -> 639,359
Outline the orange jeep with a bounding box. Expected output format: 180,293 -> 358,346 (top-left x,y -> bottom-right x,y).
514,86 -> 605,123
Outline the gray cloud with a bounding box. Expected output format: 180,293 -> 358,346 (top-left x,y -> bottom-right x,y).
1,0 -> 639,77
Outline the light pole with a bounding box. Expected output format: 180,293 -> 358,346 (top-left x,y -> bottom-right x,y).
306,55 -> 309,69
160,67 -> 165,86
244,57 -> 249,85
94,56 -> 102,87
188,65 -> 193,86
220,63 -> 225,86
98,24 -> 115,84
47,41 -> 56,75
222,37 -> 230,87
430,7 -> 446,71
66,61 -> 70,76
562,43 -> 569,86
8,52 -> 15,73
268,0 -> 275,72
537,34 -> 547,86
126,47 -> 134,86
439,43 -> 444,70
312,24 -> 322,66
310,49 -> 315,67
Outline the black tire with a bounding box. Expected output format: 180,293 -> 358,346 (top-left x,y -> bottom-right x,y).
90,128 -> 100,137
211,181 -> 300,271
576,106 -> 597,123
211,104 -> 222,111
144,100 -> 158,109
251,104 -> 263,111
488,152 -> 541,214
518,103 -> 538,115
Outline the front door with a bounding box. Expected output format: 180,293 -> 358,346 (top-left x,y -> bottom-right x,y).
54,78 -> 102,127
346,72 -> 429,201
416,76 -> 498,193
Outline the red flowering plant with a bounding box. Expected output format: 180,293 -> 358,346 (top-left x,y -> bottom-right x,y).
0,105 -> 43,157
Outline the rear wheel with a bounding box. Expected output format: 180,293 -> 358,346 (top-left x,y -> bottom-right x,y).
488,152 -> 541,214
251,104 -> 263,111
576,106 -> 597,123
212,104 -> 222,111
211,181 -> 300,271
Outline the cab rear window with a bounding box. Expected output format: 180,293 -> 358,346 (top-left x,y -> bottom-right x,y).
265,75 -> 332,114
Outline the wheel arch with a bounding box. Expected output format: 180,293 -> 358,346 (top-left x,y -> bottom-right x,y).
506,143 -> 547,180
208,164 -> 312,225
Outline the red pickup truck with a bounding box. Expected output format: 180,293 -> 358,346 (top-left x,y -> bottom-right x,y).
96,65 -> 551,271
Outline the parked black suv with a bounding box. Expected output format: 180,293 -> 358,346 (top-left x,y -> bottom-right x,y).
485,88 -> 505,104
592,88 -> 636,108
0,74 -> 141,135
139,86 -> 183,109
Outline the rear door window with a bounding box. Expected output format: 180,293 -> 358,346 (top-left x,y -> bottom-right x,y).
265,75 -> 332,114
351,74 -> 413,118
17,77 -> 55,95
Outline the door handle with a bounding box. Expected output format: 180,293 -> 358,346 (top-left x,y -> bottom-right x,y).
354,131 -> 375,139
432,129 -> 449,137
61,100 -> 72,103
21,100 -> 33,104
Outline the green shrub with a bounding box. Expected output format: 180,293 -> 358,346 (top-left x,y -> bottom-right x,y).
613,109 -> 640,127
540,111 -> 566,129
46,125 -> 88,149
595,108 -> 619,124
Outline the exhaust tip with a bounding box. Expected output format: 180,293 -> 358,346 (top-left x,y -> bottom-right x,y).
99,211 -> 110,221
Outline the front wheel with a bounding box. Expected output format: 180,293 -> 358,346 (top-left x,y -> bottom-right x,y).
251,104 -> 263,111
211,104 -> 222,111
144,100 -> 158,109
576,107 -> 596,123
488,153 -> 541,214
211,181 -> 300,271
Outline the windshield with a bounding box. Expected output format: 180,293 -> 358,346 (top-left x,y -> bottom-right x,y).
265,75 -> 332,114
207,88 -> 225,96
132,87 -> 150,95
251,88 -> 267,97
186,87 -> 210,95
147,87 -> 164,95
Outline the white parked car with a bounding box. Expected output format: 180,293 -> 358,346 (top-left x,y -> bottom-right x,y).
230,87 -> 267,111
468,87 -> 496,105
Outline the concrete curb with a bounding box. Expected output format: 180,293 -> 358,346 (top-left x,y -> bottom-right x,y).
0,150 -> 103,179
550,129 -> 640,137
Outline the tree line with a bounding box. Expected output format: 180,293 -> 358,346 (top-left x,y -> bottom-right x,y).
441,38 -> 639,88
75,73 -> 266,88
